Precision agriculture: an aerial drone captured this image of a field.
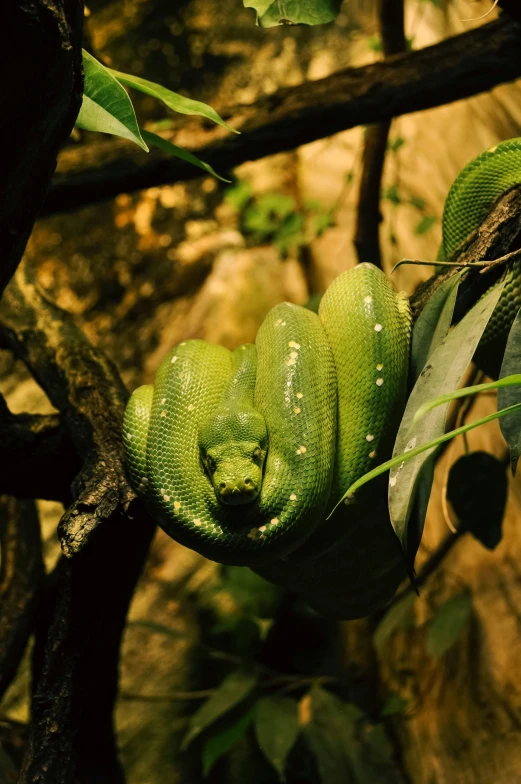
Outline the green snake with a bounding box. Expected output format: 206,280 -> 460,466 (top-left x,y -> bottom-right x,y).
123,138 -> 521,618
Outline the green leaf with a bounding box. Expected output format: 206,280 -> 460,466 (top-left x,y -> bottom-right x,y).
381,694 -> 408,717
426,592 -> 472,657
447,452 -> 507,550
224,180 -> 253,211
244,0 -> 343,28
413,374 -> 521,423
109,69 -> 238,134
255,696 -> 299,781
367,35 -> 383,53
182,670 -> 257,750
409,195 -> 427,211
314,211 -> 335,236
373,592 -> 416,656
142,130 -> 230,182
77,51 -> 148,151
383,185 -> 401,205
410,272 -> 462,382
414,215 -> 437,235
498,307 -> 521,473
387,280 -> 505,555
202,707 -> 255,776
387,136 -> 406,152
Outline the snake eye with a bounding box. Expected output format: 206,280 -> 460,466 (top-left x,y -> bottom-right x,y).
205,455 -> 217,472
252,448 -> 262,462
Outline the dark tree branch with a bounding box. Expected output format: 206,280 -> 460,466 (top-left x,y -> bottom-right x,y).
0,497 -> 44,701
43,15 -> 521,216
0,0 -> 84,295
0,260 -> 135,557
354,0 -> 406,267
0,396 -> 78,501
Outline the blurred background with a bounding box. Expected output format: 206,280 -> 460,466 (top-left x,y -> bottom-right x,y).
2,1 -> 521,781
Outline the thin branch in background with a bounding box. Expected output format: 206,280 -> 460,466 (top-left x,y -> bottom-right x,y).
0,497 -> 44,701
354,0 -> 406,268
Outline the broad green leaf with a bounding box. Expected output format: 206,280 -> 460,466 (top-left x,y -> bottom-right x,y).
426,592 -> 472,657
447,452 -> 507,550
142,130 -> 230,182
413,374 -> 521,423
255,696 -> 299,781
202,707 -> 255,776
78,51 -> 148,151
373,592 -> 416,656
244,0 -> 343,27
381,694 -> 408,717
414,215 -> 437,235
182,670 -> 257,750
498,307 -> 521,473
410,272 -> 462,382
109,69 -> 238,134
334,401 -> 521,505
388,280 -> 505,556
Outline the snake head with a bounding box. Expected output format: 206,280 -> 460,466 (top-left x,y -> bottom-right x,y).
198,408 -> 268,506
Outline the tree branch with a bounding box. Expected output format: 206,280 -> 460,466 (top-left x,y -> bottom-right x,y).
43,15 -> 521,215
0,497 -> 44,701
354,0 -> 406,267
0,0 -> 84,295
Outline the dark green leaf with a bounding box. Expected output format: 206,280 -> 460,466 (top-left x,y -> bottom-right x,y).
381,694 -> 408,717
142,130 -> 230,182
409,195 -> 426,211
77,51 -> 148,151
498,307 -> 521,473
447,452 -> 507,549
410,272 -> 462,382
367,35 -> 383,52
202,707 -> 255,776
255,696 -> 299,781
109,69 -> 238,133
182,670 -> 257,749
244,0 -> 343,28
387,136 -> 406,152
314,211 -> 335,236
414,215 -> 436,235
388,281 -> 505,556
225,180 -> 253,211
383,185 -> 401,205
426,592 -> 472,657
373,593 -> 416,656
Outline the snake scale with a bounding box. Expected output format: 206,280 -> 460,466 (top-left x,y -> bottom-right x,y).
124,138 -> 521,619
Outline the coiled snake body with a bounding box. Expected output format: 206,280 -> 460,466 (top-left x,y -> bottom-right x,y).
124,138 -> 521,619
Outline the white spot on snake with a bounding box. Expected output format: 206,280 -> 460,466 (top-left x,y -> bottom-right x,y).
188,404 -> 194,411
275,319 -> 282,326
174,501 -> 181,509
376,378 -> 384,386
289,351 -> 298,359
287,381 -> 291,387
296,392 -> 303,399
271,517 -> 279,525
163,495 -> 170,501
161,398 -> 166,405
366,434 -> 374,442
294,407 -> 301,414
281,321 -> 287,326
369,450 -> 376,459
376,364 -> 383,371
180,342 -> 186,346
193,518 -> 201,526
247,528 -> 259,540
126,432 -> 132,439
489,145 -> 498,153
296,449 -> 301,455
286,359 -> 296,367
288,341 -> 301,349
161,410 -> 167,416
374,324 -> 383,332
290,494 -> 297,501
160,488 -> 165,494
299,445 -> 307,454
241,345 -> 246,350
259,525 -> 266,532
389,476 -> 397,487
171,356 -> 178,363
364,296 -> 373,304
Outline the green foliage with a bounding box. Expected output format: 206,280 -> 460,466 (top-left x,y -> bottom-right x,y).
182,670 -> 258,750
380,694 -> 408,717
373,593 -> 416,656
414,215 -> 437,235
77,50 -> 148,150
498,308 -> 521,473
255,696 -> 299,781
202,707 -> 255,776
244,0 -> 343,28
426,593 -> 472,657
78,51 -> 233,180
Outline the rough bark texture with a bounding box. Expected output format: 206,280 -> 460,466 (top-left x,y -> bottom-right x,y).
354,0 -> 406,267
0,0 -> 84,295
0,497 -> 44,701
44,15 -> 521,215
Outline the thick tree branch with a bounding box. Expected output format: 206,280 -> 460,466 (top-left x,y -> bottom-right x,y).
0,497 -> 44,701
0,396 -> 78,501
0,0 -> 84,295
354,0 -> 406,267
44,15 -> 521,215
